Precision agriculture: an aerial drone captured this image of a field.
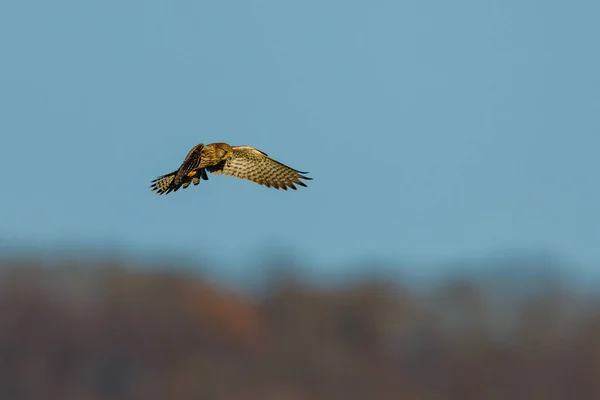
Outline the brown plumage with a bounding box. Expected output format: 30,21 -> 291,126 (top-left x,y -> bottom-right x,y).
150,143 -> 312,195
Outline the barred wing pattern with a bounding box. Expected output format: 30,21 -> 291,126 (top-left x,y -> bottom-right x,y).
207,146 -> 312,190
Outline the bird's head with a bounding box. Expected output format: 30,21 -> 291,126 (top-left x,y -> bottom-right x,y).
215,143 -> 234,160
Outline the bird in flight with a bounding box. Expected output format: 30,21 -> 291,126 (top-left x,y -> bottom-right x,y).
150,142 -> 312,195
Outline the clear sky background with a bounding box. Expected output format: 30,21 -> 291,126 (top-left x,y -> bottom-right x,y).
1,1 -> 598,280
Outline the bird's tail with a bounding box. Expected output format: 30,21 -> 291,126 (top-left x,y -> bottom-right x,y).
150,168 -> 208,195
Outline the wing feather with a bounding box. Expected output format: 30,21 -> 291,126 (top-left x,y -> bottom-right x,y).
207,146 -> 312,190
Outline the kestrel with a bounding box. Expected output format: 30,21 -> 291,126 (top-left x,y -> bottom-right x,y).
150,143 -> 312,195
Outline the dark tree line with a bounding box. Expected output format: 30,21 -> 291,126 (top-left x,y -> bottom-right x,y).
0,256 -> 599,399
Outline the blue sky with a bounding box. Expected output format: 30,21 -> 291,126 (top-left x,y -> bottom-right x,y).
1,1 -> 598,279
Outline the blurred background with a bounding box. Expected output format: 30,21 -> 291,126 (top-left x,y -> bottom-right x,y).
1,1 -> 599,399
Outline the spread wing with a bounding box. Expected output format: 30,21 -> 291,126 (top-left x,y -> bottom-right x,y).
207,146 -> 312,190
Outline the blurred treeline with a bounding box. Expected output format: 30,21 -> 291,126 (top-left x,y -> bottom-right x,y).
1,255 -> 599,400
